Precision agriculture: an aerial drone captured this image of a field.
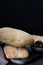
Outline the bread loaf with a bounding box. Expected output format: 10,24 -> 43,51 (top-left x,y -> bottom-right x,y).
0,27 -> 34,47
4,46 -> 29,59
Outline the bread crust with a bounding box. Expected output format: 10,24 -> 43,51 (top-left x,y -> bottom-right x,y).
0,27 -> 34,47
4,46 -> 29,59
32,35 -> 43,42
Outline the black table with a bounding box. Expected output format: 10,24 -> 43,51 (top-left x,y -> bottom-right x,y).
6,54 -> 43,65
6,58 -> 43,65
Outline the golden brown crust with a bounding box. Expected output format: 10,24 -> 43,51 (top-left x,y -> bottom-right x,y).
4,46 -> 29,59
0,27 -> 34,47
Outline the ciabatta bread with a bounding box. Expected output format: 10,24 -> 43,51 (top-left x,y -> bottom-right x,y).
0,27 -> 34,47
4,46 -> 29,59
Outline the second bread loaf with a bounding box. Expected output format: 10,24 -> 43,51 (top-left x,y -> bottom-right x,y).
4,46 -> 29,59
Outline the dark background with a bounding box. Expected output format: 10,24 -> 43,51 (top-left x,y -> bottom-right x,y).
0,0 -> 43,35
